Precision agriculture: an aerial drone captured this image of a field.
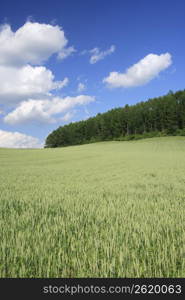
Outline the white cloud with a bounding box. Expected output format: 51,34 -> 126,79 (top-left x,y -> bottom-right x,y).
0,129 -> 42,148
0,21 -> 71,105
60,111 -> 75,122
80,49 -> 88,55
0,21 -> 94,134
77,82 -> 86,92
58,46 -> 76,60
4,95 -> 95,125
0,22 -> 68,66
89,45 -> 115,64
103,53 -> 172,88
0,65 -> 68,104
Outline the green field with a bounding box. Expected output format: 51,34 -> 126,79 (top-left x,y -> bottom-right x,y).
0,137 -> 184,277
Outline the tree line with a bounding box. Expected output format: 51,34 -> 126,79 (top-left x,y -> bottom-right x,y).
45,89 -> 185,148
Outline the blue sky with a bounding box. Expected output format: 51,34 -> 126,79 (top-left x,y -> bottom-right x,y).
0,0 -> 184,147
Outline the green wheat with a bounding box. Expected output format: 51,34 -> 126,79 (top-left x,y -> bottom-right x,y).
0,137 -> 184,277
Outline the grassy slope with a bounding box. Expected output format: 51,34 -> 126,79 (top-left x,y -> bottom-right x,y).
0,137 -> 185,277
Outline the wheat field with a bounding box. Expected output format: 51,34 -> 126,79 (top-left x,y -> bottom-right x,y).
0,137 -> 184,277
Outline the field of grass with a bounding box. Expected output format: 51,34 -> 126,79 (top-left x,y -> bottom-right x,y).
0,137 -> 185,277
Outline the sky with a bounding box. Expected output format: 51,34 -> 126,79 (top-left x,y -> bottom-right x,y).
0,0 -> 184,148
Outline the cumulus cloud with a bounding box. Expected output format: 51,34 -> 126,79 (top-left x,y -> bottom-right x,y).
58,46 -> 76,60
77,82 -> 86,92
0,22 -> 68,66
0,20 -> 95,136
89,45 -> 115,64
4,95 -> 95,125
0,129 -> 42,148
103,53 -> 172,88
0,21 -> 71,105
0,65 -> 68,103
